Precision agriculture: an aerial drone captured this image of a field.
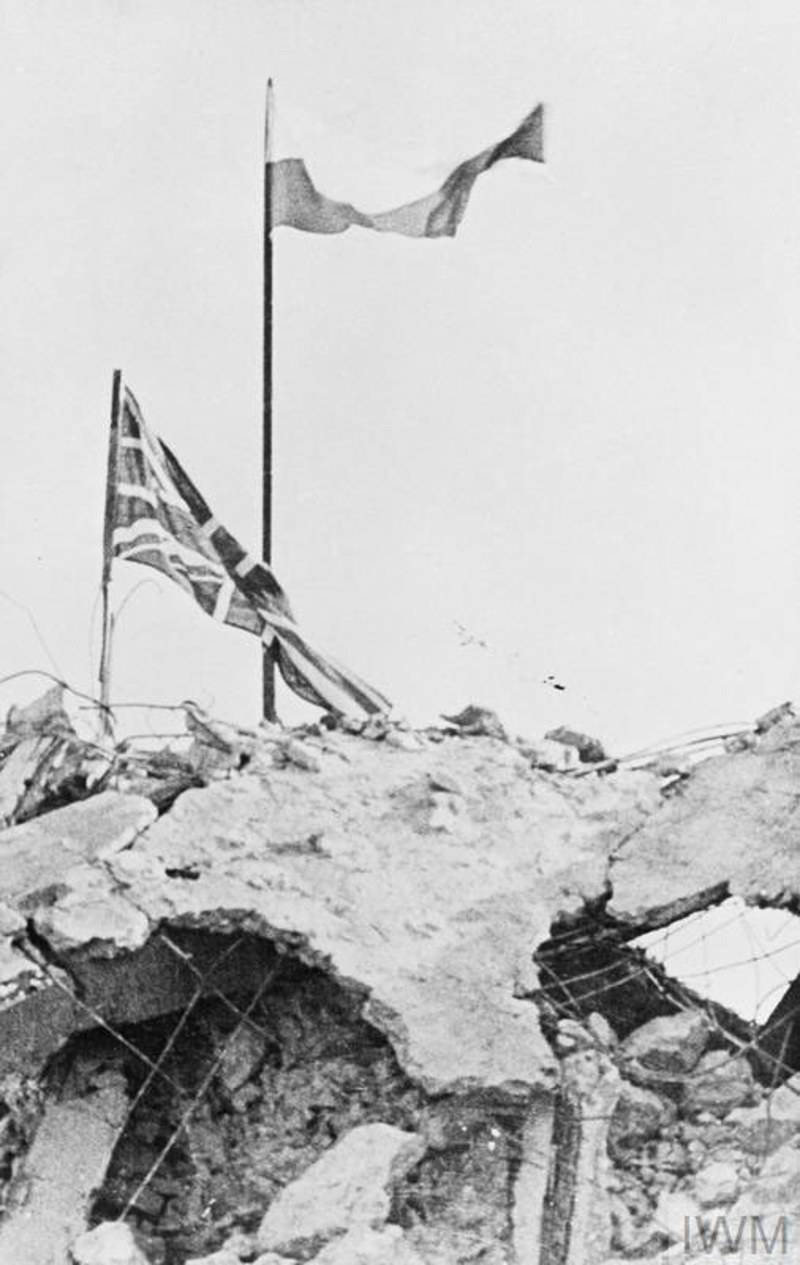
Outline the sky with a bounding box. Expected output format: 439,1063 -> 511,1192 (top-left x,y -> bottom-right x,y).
2,0 -> 800,753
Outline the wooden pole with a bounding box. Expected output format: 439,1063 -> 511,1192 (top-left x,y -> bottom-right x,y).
262,78 -> 276,721
99,368 -> 122,737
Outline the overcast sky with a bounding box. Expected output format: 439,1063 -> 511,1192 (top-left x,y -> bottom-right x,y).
2,1 -> 800,752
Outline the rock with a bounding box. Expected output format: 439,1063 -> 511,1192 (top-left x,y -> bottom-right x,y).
555,1017 -> 596,1053
441,705 -> 507,740
729,1073 -> 800,1156
684,1050 -> 757,1118
544,725 -> 607,764
652,1188 -> 702,1247
587,1012 -> 617,1049
217,1022 -> 266,1095
694,1160 -> 739,1207
609,1082 -> 677,1149
619,1010 -> 711,1087
728,1141 -> 800,1225
279,738 -> 322,773
310,1225 -> 426,1264
555,1013 -> 615,1054
34,862 -> 151,954
70,1221 -> 151,1264
216,1230 -> 259,1259
256,1124 -> 425,1257
519,737 -> 580,772
0,791 -> 156,909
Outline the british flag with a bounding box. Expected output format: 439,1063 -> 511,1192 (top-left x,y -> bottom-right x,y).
110,387 -> 390,717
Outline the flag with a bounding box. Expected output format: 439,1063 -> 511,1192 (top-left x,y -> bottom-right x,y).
111,387 -> 391,717
269,103 -> 544,238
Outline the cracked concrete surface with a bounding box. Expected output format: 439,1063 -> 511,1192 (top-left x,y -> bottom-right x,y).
2,719 -> 800,1264
2,721 -> 799,1101
2,734 -> 663,1099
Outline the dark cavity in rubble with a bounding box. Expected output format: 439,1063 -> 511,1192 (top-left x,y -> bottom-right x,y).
759,968 -> 800,1081
530,908 -> 752,1047
29,928 -> 522,1265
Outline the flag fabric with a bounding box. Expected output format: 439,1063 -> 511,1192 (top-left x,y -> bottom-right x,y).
111,388 -> 391,717
269,103 -> 544,238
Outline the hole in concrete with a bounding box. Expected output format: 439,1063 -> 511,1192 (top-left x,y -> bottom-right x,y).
85,938 -> 426,1263
530,899 -> 800,1261
634,897 -> 800,1081
5,928 -> 526,1264
531,915 -> 709,1041
634,897 -> 800,1025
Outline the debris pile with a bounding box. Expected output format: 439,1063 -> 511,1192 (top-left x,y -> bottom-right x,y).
0,684 -> 799,1263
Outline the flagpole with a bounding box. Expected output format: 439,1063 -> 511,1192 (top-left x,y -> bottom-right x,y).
262,78 -> 276,721
99,368 -> 122,737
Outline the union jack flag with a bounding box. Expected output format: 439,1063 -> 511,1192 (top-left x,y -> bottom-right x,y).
110,387 -> 390,717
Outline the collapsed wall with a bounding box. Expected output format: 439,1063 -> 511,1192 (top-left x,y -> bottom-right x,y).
1,707 -> 799,1263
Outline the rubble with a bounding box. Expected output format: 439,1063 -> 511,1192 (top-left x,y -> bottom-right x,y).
310,1224 -> 426,1264
694,1159 -> 739,1206
2,690 -> 800,1261
683,1049 -> 758,1118
440,704 -> 507,740
71,1221 -> 151,1265
544,725 -> 608,765
0,1053 -> 128,1264
618,1011 -> 711,1088
256,1123 -> 425,1257
608,1082 -> 677,1149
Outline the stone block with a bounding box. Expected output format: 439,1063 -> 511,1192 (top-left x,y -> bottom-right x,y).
257,1123 -> 425,1258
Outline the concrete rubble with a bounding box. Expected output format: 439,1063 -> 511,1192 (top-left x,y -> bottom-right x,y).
0,696 -> 798,1262
71,1220 -> 152,1265
256,1123 -> 425,1257
3,1055 -> 129,1264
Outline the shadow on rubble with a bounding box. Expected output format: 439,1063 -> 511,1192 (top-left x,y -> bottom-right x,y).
11,929 -> 523,1265
529,905 -> 800,1084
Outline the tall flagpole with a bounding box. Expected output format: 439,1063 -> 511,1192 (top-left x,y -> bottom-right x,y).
99,367 -> 122,737
262,79 -> 276,721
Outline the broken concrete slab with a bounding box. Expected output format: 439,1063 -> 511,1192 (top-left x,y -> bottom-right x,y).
256,1123 -> 425,1258
0,1061 -> 128,1265
609,731 -> 800,920
93,737 -> 660,1097
4,717 -> 800,1264
0,929 -> 278,1078
34,861 -> 151,956
0,790 -> 156,910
